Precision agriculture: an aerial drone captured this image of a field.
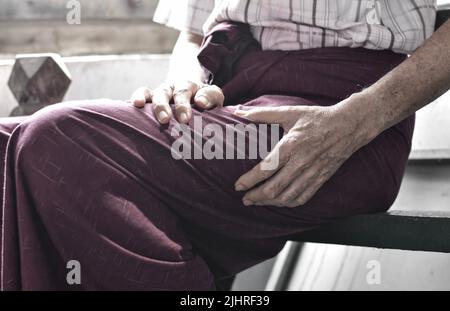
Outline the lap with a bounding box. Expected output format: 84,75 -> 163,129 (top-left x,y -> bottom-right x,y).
4,95 -> 413,276
10,96 -> 413,225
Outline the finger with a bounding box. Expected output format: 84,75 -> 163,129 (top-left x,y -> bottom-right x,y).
275,164 -> 322,207
248,172 -> 316,208
293,163 -> 342,206
252,199 -> 288,208
235,135 -> 291,194
276,159 -> 336,208
130,87 -> 152,108
194,85 -> 224,109
248,154 -> 324,207
234,106 -> 294,125
242,161 -> 299,204
152,83 -> 173,124
173,81 -> 198,124
292,178 -> 325,207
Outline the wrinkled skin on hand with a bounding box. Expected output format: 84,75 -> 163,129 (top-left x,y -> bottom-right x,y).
234,101 -> 371,208
130,81 -> 224,124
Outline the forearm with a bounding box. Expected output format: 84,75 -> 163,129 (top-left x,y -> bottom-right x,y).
166,31 -> 205,84
338,20 -> 450,142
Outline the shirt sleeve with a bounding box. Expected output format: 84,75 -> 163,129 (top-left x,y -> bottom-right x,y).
153,0 -> 215,35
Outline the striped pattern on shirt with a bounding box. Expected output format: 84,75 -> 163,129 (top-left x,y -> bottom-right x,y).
153,0 -> 437,54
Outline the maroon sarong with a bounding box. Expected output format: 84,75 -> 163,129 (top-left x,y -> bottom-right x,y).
0,23 -> 412,290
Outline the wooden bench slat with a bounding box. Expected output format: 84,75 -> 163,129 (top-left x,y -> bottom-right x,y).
291,211 -> 450,253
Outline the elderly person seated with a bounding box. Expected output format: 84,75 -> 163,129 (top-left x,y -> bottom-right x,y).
1,0 -> 449,290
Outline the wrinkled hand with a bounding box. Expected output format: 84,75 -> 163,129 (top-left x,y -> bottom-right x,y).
130,81 -> 224,124
234,103 -> 370,207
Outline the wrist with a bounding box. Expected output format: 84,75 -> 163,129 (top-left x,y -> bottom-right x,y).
333,91 -> 384,146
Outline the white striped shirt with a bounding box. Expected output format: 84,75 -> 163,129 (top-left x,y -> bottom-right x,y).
153,0 -> 437,54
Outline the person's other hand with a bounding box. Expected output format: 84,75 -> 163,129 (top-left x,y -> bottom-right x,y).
234,102 -> 371,207
129,81 -> 224,124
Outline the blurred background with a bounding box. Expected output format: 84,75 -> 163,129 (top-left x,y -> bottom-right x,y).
0,0 -> 178,56
1,0 -> 450,290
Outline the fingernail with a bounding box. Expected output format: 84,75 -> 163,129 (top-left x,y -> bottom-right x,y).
197,96 -> 210,108
158,111 -> 169,123
243,199 -> 253,206
235,184 -> 245,191
234,109 -> 245,116
179,112 -> 188,123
